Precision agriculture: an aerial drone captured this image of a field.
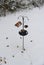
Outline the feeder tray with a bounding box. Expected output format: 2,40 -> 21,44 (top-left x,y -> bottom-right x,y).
19,29 -> 28,36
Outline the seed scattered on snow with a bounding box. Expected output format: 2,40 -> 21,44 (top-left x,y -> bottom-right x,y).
21,51 -> 24,53
6,37 -> 8,40
0,57 -> 2,62
0,57 -> 7,64
12,55 -> 15,58
4,61 -> 7,64
0,59 -> 2,62
30,40 -> 33,42
6,45 -> 9,47
17,45 -> 19,48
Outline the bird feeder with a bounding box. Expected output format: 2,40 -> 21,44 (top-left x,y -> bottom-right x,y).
15,15 -> 29,52
15,21 -> 22,27
24,25 -> 28,28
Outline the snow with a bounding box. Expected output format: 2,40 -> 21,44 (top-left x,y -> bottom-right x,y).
0,6 -> 44,65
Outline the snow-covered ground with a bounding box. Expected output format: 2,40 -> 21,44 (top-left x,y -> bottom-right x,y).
0,6 -> 44,65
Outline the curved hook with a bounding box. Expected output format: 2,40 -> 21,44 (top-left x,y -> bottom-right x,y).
18,15 -> 29,21
24,16 -> 29,21
18,15 -> 23,20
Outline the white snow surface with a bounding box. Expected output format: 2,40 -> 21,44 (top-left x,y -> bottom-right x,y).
0,6 -> 44,65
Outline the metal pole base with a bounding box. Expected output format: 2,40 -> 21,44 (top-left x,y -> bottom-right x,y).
21,48 -> 26,53
23,48 -> 25,51
21,51 -> 24,53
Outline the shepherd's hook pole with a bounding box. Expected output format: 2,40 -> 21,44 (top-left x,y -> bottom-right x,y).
22,16 -> 24,50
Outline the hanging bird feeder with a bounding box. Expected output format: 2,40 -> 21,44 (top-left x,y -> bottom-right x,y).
24,25 -> 28,28
15,15 -> 29,52
15,21 -> 22,27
